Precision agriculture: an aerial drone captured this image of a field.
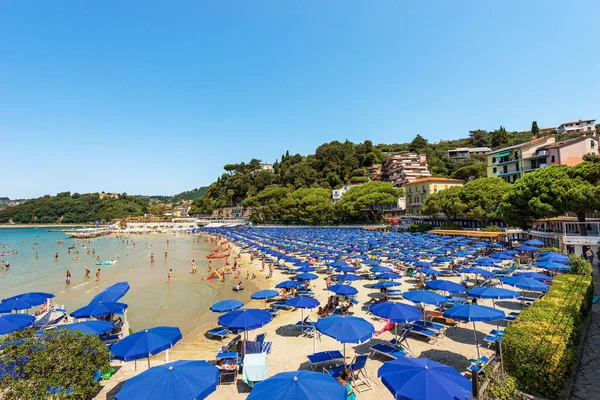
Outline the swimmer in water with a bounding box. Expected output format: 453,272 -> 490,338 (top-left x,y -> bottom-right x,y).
168,269 -> 172,283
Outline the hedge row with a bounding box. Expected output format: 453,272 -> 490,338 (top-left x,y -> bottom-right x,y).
503,273 -> 593,399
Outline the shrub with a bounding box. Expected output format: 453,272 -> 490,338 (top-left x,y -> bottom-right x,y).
568,255 -> 593,276
484,225 -> 503,232
405,223 -> 434,233
538,247 -> 562,254
439,222 -> 463,230
503,274 -> 593,399
487,371 -> 520,400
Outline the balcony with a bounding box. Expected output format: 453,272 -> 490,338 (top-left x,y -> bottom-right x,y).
496,168 -> 521,177
495,158 -> 520,166
530,150 -> 549,159
524,163 -> 548,173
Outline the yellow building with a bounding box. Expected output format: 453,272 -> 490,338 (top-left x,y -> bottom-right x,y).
403,177 -> 465,215
486,136 -> 556,183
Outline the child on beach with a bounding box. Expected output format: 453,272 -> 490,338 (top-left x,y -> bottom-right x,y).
96,269 -> 101,282
65,270 -> 71,284
191,260 -> 197,274
84,266 -> 90,278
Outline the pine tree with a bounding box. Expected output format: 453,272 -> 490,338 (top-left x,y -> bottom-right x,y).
532,121 -> 540,137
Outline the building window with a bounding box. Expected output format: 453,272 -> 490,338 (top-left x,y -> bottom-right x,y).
551,155 -> 555,163
444,184 -> 448,189
492,157 -> 496,163
591,140 -> 595,148
493,167 -> 497,173
434,184 -> 438,191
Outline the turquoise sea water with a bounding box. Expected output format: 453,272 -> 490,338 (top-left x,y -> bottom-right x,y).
0,228 -> 253,335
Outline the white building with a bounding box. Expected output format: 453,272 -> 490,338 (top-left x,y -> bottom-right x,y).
447,147 -> 492,162
385,153 -> 432,188
557,119 -> 596,135
261,164 -> 275,173
332,185 -> 361,203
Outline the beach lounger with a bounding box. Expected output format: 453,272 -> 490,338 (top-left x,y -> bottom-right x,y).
414,320 -> 446,332
255,333 -> 266,343
206,327 -> 231,341
268,308 -> 280,317
325,354 -> 372,392
219,335 -> 241,354
306,350 -> 345,371
468,355 -> 492,373
244,340 -> 272,355
369,343 -> 407,360
272,302 -> 295,310
504,311 -> 519,322
408,324 -> 438,342
484,335 -> 503,345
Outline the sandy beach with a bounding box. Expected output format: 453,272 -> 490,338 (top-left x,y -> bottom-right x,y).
95,236 -> 521,400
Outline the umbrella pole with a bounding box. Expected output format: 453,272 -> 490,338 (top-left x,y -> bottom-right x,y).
148,355 -> 151,370
472,321 -> 480,359
492,299 -> 499,331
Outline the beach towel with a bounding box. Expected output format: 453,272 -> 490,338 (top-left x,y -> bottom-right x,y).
375,319 -> 396,337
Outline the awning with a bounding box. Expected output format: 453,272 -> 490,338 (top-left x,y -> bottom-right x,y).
495,151 -> 511,158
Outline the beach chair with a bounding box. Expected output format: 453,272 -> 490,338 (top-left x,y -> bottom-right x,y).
268,308 -> 280,317
306,350 -> 345,371
206,327 -> 231,341
325,354 -> 372,392
219,335 -> 241,354
504,311 -> 519,322
468,355 -> 492,373
407,324 -> 438,342
272,302 -> 294,310
414,320 -> 446,334
255,333 -> 266,343
369,342 -> 407,360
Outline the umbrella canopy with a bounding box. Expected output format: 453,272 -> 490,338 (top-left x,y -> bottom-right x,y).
536,254 -> 569,263
91,282 -> 130,303
329,261 -> 348,267
328,285 -> 358,296
276,281 -> 303,289
434,257 -> 453,263
517,246 -> 539,252
425,280 -> 465,294
524,239 -> 544,246
286,297 -> 320,309
296,273 -> 318,281
293,261 -> 312,268
115,360 -> 219,400
0,314 -> 35,335
370,266 -> 392,273
403,290 -> 447,306
56,320 -> 114,335
334,273 -> 362,282
443,304 -> 505,322
362,260 -> 380,266
534,261 -> 570,272
514,272 -> 553,281
0,292 -> 55,313
316,315 -> 374,344
460,268 -> 495,278
468,287 -> 518,300
371,281 -> 401,289
335,266 -> 356,273
71,301 -> 128,318
210,299 -> 244,313
295,266 -> 316,273
218,309 -> 273,331
418,267 -> 444,276
502,276 -> 550,291
247,370 -> 346,400
111,326 -> 183,362
251,290 -> 279,300
376,272 -> 402,280
378,357 -> 472,400
369,302 -> 421,323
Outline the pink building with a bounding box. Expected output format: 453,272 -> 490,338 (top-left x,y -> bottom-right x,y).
528,136 -> 598,171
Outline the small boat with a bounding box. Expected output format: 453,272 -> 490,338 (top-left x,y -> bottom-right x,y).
207,252 -> 230,259
96,260 -> 118,265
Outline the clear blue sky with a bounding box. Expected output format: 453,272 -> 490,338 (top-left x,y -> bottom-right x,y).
1,1 -> 599,198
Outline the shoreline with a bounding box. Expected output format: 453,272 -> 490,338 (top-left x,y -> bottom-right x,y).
0,224 -> 94,229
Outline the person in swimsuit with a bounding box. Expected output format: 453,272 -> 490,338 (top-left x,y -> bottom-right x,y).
65,270 -> 71,284
84,266 -> 90,278
168,269 -> 172,283
96,269 -> 101,282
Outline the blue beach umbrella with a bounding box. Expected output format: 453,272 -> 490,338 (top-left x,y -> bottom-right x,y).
517,246 -> 539,252
468,287 -> 518,300
524,239 -> 544,246
378,357 -> 472,400
218,309 -> 273,332
418,267 -> 444,276
247,370 -> 346,400
329,261 -> 348,268
444,304 -> 505,358
295,266 -> 316,273
414,261 -> 434,268
210,299 -> 244,313
371,281 -> 401,289
56,320 -> 114,335
0,292 -> 55,313
434,257 -> 453,263
370,302 -> 421,323
376,272 -> 402,280
425,280 -> 465,294
334,273 -> 362,282
276,281 -> 303,289
251,290 -> 279,310
460,267 -> 495,278
286,297 -> 320,324
335,266 -> 356,273
370,266 -> 392,273
403,290 -> 447,306
0,314 -> 35,335
316,315 -> 374,357
91,282 -> 130,303
513,272 -> 553,281
534,261 -> 570,272
115,360 -> 219,400
293,261 -> 311,268
490,253 -> 514,260
296,273 -> 318,281
71,301 -> 128,318
111,326 -> 183,368
362,260 -> 380,266
328,285 -> 358,296
502,276 -> 550,291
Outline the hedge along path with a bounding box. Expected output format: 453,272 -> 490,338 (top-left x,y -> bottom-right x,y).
502,272 -> 593,400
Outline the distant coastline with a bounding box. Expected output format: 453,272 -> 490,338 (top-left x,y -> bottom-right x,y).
0,224 -> 94,229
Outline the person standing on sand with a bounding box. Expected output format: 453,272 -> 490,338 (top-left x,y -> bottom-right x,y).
208,260 -> 212,271
150,253 -> 154,263
168,269 -> 172,283
191,260 -> 197,274
96,269 -> 101,282
164,251 -> 168,259
268,264 -> 274,279
84,266 -> 90,278
261,258 -> 265,272
65,270 -> 71,284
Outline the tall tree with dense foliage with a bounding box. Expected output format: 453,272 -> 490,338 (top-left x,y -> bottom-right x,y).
0,328 -> 110,400
336,181 -> 402,222
531,121 -> 540,137
460,177 -> 511,225
421,186 -> 467,221
409,134 -> 428,152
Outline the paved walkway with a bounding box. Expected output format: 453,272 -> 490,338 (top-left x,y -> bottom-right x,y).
571,266 -> 600,400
